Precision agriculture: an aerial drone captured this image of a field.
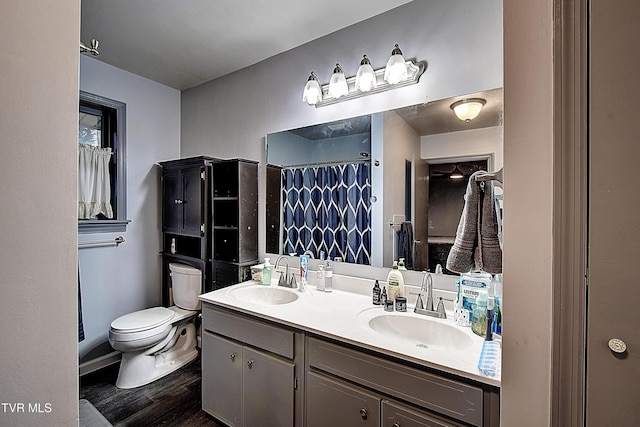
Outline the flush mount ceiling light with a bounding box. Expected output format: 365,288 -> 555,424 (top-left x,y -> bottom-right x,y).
450,98 -> 487,122
354,55 -> 377,93
328,63 -> 349,99
383,44 -> 408,85
449,165 -> 464,179
302,71 -> 323,105
302,44 -> 425,108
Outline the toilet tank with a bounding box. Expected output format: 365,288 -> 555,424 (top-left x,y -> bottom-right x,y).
169,263 -> 202,310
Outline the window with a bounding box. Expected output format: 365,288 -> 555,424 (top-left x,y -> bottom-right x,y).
78,91 -> 128,233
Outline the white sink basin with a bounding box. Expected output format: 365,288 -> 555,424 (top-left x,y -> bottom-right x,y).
230,285 -> 299,305
365,313 -> 474,351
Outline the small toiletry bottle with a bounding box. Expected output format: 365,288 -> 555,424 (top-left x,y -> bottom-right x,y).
372,280 -> 381,305
386,261 -> 404,301
262,258 -> 272,285
398,258 -> 406,270
170,238 -> 176,254
299,255 -> 309,292
492,274 -> 502,337
381,286 -> 387,305
317,264 -> 326,291
485,294 -> 495,341
324,259 -> 333,292
472,291 -> 488,337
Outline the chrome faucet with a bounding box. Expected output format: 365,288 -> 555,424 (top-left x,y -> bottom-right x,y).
275,256 -> 290,286
275,256 -> 297,288
414,272 -> 446,319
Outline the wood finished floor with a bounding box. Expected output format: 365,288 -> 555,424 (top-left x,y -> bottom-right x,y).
80,356 -> 224,427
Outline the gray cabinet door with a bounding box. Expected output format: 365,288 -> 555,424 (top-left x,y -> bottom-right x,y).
306,371 -> 380,427
243,347 -> 295,427
202,332 -> 243,427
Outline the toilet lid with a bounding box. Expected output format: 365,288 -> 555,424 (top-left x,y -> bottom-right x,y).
111,307 -> 175,333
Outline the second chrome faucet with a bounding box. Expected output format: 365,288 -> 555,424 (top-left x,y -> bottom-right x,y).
414,272 -> 446,319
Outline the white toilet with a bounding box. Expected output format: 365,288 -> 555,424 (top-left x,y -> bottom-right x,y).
109,262 -> 202,389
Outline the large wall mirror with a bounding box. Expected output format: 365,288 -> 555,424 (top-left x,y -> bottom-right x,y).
266,87 -> 503,273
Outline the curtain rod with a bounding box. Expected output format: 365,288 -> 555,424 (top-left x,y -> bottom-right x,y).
281,159 -> 371,169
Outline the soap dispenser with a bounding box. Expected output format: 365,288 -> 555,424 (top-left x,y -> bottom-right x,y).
262,258 -> 272,285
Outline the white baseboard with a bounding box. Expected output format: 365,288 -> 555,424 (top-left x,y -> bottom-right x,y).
79,351 -> 122,377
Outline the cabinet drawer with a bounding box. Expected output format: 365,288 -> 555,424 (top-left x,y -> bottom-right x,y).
306,371 -> 380,427
307,337 -> 483,426
382,399 -> 465,427
203,305 -> 294,359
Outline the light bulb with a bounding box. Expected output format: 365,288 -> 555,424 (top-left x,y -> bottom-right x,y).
355,55 -> 377,93
302,72 -> 323,105
383,44 -> 407,85
328,64 -> 349,99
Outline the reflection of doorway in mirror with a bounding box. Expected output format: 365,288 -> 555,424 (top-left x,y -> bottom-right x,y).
423,160 -> 488,274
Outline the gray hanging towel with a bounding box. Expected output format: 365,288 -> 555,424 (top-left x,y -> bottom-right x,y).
396,221 -> 414,269
478,178 -> 502,274
446,171 -> 502,274
446,172 -> 481,274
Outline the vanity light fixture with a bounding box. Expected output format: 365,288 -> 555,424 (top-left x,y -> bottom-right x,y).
450,98 -> 487,122
302,44 -> 425,107
383,44 -> 408,85
302,71 -> 323,105
354,55 -> 377,93
328,64 -> 349,99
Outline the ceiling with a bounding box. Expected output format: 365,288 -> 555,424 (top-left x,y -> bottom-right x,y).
80,0 -> 413,90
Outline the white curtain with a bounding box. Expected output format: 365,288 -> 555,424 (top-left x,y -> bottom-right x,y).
78,144 -> 113,219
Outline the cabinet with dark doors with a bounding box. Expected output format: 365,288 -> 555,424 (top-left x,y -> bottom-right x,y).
160,156 -> 216,306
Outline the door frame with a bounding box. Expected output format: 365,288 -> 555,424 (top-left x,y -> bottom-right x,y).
552,0 -> 588,425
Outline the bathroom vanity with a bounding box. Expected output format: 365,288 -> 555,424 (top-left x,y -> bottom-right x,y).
200,279 -> 500,427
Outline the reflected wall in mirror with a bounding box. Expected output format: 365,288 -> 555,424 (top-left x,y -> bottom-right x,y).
266,88 -> 503,272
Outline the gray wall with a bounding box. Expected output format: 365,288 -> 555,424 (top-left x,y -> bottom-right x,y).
0,2 -> 79,426
181,0 -> 503,259
78,56 -> 181,362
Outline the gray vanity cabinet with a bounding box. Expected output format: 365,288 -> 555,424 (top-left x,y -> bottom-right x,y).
201,304 -> 300,427
306,337 -> 496,427
306,371 -> 380,426
201,303 -> 499,427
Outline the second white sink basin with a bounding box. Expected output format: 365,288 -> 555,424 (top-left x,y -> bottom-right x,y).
365,313 -> 474,351
230,285 -> 299,305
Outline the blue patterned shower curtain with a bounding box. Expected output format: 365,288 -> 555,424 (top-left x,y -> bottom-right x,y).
282,162 -> 371,264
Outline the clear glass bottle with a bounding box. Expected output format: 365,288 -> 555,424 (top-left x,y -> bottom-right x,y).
324,259 -> 333,292
472,291 -> 488,337
316,264 -> 325,291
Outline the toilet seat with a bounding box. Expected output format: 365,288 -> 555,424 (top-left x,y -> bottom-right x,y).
111,307 -> 175,334
109,307 -> 177,352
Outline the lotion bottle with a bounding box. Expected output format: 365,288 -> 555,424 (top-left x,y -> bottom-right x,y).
386,261 -> 404,301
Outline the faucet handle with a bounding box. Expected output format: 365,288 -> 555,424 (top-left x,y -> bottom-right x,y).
414,293 -> 425,311
278,272 -> 288,286
436,297 -> 447,319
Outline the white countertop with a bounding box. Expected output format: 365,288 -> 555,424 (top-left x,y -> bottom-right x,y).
199,279 -> 501,388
